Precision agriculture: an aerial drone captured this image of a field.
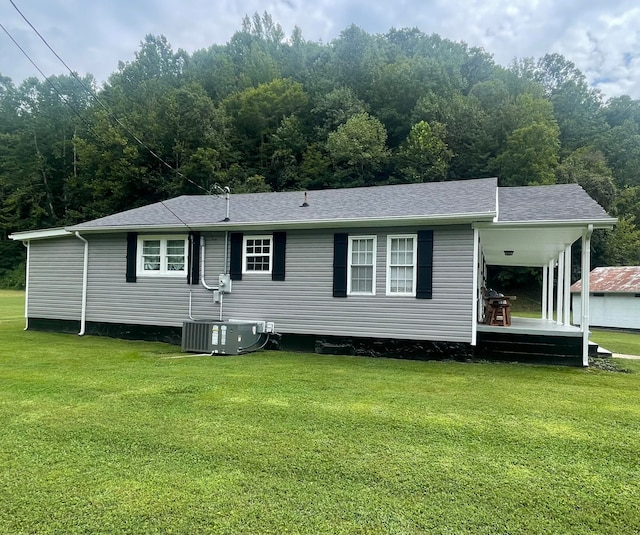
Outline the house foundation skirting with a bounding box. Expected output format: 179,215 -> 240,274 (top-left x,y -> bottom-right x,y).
27,318 -> 182,345
27,318 -> 583,366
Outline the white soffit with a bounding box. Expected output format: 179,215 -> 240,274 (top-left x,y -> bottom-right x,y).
479,226 -> 584,267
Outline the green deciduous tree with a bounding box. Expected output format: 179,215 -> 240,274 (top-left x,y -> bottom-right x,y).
397,121 -> 452,182
326,112 -> 389,186
492,122 -> 560,186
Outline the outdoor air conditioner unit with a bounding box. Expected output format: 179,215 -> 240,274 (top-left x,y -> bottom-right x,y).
181,320 -> 263,355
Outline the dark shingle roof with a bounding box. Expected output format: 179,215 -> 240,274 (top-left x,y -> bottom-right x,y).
66,178 -> 615,233
498,184 -> 611,222
70,177 -> 498,230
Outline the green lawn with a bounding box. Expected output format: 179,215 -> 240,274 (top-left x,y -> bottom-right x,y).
2,291 -> 640,534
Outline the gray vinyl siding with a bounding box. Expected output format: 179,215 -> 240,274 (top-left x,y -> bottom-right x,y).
27,236 -> 84,320
84,234 -> 193,326
208,226 -> 474,343
27,226 -> 474,343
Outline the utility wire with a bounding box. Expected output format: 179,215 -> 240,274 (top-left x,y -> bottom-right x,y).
2,18 -> 196,231
2,3 -> 236,231
0,21 -> 98,132
9,0 -> 212,198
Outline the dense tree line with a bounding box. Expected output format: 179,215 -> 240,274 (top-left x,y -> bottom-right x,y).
2,13 -> 640,286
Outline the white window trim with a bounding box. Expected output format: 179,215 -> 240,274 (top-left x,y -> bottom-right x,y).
242,234 -> 273,274
386,234 -> 417,296
137,235 -> 188,278
347,235 -> 377,296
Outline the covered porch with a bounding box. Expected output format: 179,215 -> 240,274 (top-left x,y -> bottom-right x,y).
472,222 -> 599,366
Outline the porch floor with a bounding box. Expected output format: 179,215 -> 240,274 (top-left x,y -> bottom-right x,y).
477,316 -> 583,337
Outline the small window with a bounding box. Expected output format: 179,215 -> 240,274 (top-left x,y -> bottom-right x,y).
243,235 -> 272,273
137,236 -> 187,277
386,234 -> 417,296
348,236 -> 376,295
592,292 -> 605,297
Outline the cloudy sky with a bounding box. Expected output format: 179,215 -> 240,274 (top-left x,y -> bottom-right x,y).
1,0 -> 640,100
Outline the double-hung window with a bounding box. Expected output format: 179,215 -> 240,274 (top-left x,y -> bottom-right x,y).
243,235 -> 272,274
348,236 -> 376,295
386,234 -> 417,296
137,236 -> 187,277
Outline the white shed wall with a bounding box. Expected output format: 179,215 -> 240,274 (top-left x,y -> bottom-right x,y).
572,293 -> 640,329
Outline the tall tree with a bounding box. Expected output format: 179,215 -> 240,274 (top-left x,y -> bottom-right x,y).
326,112 -> 389,186
397,121 -> 452,182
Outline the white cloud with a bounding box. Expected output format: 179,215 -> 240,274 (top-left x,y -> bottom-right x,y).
1,0 -> 640,99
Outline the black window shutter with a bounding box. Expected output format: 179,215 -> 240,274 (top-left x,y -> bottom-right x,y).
333,233 -> 348,297
230,232 -> 243,281
272,232 -> 286,281
126,232 -> 138,283
188,232 -> 201,285
416,230 -> 434,299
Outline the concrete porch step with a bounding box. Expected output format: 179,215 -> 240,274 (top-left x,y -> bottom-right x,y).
589,341 -> 612,358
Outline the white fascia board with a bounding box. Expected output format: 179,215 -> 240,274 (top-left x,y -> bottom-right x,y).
8,227 -> 72,241
70,212 -> 498,234
473,218 -> 617,230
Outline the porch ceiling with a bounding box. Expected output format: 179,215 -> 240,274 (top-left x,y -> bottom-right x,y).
478,225 -> 584,267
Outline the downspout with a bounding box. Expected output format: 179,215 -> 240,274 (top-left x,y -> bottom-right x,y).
581,225 -> 593,367
23,241 -> 30,330
74,232 -> 89,336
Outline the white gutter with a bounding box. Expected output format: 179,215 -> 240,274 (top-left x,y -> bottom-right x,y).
67,211 -> 498,234
9,227 -> 72,241
23,241 -> 30,330
474,218 -> 616,230
74,232 -> 89,336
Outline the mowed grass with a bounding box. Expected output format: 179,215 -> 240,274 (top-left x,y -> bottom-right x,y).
1,291 -> 640,534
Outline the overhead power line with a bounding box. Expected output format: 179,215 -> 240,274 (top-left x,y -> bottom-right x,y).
8,0 -> 212,198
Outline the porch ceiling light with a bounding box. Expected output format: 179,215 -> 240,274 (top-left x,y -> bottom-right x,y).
504,250 -> 514,256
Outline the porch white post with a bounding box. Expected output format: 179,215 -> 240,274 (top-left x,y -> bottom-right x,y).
556,251 -> 564,325
541,265 -> 548,320
471,228 -> 479,346
547,258 -> 554,321
581,225 -> 593,367
563,244 -> 571,325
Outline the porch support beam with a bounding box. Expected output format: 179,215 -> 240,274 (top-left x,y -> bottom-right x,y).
563,244 -> 571,325
547,258 -> 554,321
541,265 -> 548,320
581,225 -> 593,367
556,251 -> 564,325
471,228 -> 479,346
